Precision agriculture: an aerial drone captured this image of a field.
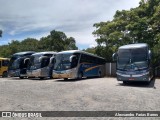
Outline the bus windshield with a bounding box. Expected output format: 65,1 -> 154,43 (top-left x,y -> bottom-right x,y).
28,55 -> 42,70
54,53 -> 72,71
117,48 -> 148,70
8,56 -> 21,70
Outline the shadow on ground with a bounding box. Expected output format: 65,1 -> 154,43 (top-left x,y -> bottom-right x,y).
55,77 -> 100,82
117,77 -> 156,89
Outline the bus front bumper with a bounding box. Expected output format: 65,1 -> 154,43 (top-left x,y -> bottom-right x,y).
8,70 -> 20,77
117,72 -> 150,82
27,69 -> 41,78
52,69 -> 77,79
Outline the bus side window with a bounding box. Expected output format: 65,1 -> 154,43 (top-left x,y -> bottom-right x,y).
19,59 -> 24,69
71,57 -> 78,68
0,61 -> 1,68
80,54 -> 85,63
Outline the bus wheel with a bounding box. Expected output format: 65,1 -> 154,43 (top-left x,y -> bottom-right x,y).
64,78 -> 68,81
78,72 -> 83,80
98,71 -> 102,78
2,71 -> 8,78
123,81 -> 128,84
40,77 -> 44,80
19,77 -> 24,79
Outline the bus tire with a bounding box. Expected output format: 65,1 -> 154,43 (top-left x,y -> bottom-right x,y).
123,81 -> 128,84
78,72 -> 83,80
64,78 -> 68,80
19,77 -> 24,79
2,71 -> 8,78
146,81 -> 150,85
98,71 -> 102,78
40,77 -> 44,80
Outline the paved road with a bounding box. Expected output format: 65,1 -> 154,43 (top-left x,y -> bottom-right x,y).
0,77 -> 160,120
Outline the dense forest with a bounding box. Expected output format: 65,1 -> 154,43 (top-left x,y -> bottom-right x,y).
0,0 -> 160,64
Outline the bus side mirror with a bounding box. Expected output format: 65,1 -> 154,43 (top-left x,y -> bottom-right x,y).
50,56 -> 55,64
39,56 -> 47,62
112,53 -> 117,61
148,50 -> 151,60
24,58 -> 30,64
70,55 -> 76,62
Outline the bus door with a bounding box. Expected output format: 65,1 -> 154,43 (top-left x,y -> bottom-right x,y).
40,57 -> 50,76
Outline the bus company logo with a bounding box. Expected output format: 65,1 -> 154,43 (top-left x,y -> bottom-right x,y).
2,112 -> 11,117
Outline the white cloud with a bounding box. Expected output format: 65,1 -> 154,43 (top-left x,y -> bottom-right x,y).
0,0 -> 140,48
89,44 -> 97,48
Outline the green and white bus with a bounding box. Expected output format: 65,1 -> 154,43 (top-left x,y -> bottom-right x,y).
52,50 -> 106,80
113,43 -> 154,84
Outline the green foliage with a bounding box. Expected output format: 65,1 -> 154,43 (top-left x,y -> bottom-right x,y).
93,0 -> 160,63
0,30 -> 78,57
83,47 -> 96,55
48,30 -> 78,51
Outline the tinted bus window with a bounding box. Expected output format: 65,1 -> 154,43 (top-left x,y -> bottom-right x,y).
2,60 -> 9,66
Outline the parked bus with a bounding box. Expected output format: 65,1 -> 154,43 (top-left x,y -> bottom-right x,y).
0,58 -> 10,77
52,50 -> 106,80
27,52 -> 56,79
8,51 -> 35,79
112,43 -> 154,84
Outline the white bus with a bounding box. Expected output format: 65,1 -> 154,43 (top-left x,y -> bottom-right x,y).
27,52 -> 56,79
52,50 -> 106,80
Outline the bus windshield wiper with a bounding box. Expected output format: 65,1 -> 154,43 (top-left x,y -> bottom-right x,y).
123,59 -> 131,70
131,62 -> 141,71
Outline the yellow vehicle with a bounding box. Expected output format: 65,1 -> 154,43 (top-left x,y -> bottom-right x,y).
0,58 -> 10,77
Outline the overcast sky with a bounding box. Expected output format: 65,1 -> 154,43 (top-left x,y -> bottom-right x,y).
0,0 -> 140,49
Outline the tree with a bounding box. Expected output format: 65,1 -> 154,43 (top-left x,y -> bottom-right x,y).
20,38 -> 39,51
65,37 -> 78,50
49,30 -> 67,51
93,0 -> 160,62
83,47 -> 96,55
48,30 -> 78,51
0,29 -> 78,57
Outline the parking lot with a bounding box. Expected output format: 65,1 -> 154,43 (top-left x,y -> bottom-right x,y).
0,77 -> 160,119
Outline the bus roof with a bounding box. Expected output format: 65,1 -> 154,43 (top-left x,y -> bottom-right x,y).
119,43 -> 148,50
13,51 -> 35,56
57,50 -> 105,60
31,51 -> 57,56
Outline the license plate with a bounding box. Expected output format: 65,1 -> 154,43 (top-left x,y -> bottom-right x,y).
129,78 -> 134,80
